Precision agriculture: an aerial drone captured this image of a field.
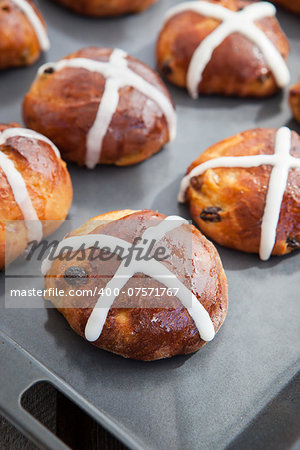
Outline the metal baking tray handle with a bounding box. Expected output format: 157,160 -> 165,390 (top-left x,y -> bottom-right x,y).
0,331 -> 69,449
1,330 -> 144,450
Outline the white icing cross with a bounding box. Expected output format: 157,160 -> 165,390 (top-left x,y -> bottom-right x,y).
38,49 -> 177,169
178,127 -> 300,260
164,1 -> 290,98
0,128 -> 61,242
11,0 -> 50,51
41,215 -> 215,342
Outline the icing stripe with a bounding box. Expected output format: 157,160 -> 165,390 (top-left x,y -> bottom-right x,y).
142,215 -> 188,241
42,216 -> 215,342
0,151 -> 42,242
163,1 -> 290,98
260,127 -> 292,260
86,49 -> 127,169
11,0 -> 50,51
86,78 -> 121,169
0,128 -> 61,158
38,49 -> 177,169
178,127 -> 300,260
0,127 -> 62,243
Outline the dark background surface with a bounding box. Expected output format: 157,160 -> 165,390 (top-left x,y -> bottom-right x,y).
0,0 -> 300,449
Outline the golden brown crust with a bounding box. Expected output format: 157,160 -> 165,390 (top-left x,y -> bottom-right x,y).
290,79 -> 300,123
272,0 -> 300,14
23,47 -> 174,167
156,0 -> 289,97
0,0 -> 47,70
44,209 -> 228,360
51,0 -> 157,16
184,128 -> 300,257
0,123 -> 73,268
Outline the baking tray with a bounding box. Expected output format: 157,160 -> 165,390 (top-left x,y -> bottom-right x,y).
0,1 -> 300,449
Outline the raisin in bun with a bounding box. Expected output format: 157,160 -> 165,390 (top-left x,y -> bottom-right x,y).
23,47 -> 176,169
42,209 -> 228,361
290,79 -> 300,124
272,0 -> 300,14
51,0 -> 158,16
0,0 -> 49,70
178,127 -> 300,260
0,123 -> 72,268
156,0 -> 290,98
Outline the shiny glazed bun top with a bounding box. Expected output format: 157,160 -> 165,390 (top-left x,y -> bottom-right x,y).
51,0 -> 158,16
179,127 -> 300,260
43,209 -> 228,360
23,47 -> 176,169
157,0 -> 290,98
0,0 -> 49,70
0,123 -> 72,268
